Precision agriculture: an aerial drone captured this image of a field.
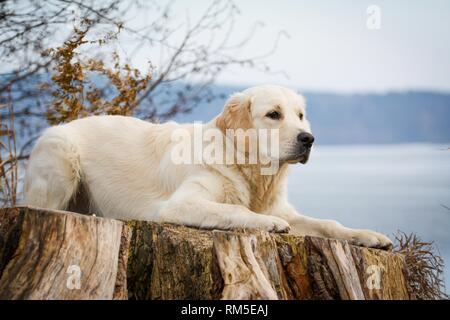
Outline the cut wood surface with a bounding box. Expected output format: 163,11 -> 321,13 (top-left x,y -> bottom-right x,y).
0,207 -> 412,300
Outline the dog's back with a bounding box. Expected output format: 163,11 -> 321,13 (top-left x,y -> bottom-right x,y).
22,115 -> 190,219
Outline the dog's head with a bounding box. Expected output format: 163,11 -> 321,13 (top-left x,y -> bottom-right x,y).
216,85 -> 314,164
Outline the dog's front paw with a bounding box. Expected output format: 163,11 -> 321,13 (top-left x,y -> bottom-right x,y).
259,216 -> 290,233
350,229 -> 393,250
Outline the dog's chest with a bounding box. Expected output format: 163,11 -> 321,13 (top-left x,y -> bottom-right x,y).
221,165 -> 288,213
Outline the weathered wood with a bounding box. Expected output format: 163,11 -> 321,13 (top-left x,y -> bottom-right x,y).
350,245 -> 411,299
126,221 -> 223,300
212,230 -> 289,300
0,207 -> 125,299
275,235 -> 412,300
0,207 -> 413,300
113,223 -> 132,300
306,236 -> 366,299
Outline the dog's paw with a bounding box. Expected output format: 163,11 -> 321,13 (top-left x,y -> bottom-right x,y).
350,229 -> 393,250
259,216 -> 291,233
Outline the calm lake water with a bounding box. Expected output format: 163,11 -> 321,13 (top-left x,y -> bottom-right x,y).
287,143 -> 450,292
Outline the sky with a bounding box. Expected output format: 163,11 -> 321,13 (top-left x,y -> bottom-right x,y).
130,0 -> 450,93
3,0 -> 450,93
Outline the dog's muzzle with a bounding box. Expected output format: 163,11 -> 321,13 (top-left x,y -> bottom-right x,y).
294,132 -> 315,164
298,150 -> 311,164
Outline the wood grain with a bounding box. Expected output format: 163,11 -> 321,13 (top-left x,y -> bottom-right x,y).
0,207 -> 124,299
0,207 -> 412,300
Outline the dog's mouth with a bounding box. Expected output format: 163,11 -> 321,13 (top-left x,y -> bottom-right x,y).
298,153 -> 310,164
284,148 -> 311,164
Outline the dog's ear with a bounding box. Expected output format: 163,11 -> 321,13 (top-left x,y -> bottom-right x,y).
216,92 -> 252,133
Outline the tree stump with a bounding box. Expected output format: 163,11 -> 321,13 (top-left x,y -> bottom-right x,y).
0,207 -> 412,300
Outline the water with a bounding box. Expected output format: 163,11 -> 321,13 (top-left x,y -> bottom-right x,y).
287,143 -> 450,293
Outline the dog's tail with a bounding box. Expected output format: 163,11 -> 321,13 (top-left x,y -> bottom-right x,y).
23,126 -> 82,210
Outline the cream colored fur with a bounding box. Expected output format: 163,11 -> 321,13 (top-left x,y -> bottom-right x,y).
23,85 -> 392,249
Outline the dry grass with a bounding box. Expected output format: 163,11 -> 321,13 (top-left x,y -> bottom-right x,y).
394,231 -> 449,300
0,92 -> 18,207
43,21 -> 152,125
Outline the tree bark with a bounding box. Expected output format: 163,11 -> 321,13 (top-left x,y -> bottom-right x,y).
0,207 -> 412,300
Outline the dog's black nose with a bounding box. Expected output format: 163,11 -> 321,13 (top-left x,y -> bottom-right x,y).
297,132 -> 315,147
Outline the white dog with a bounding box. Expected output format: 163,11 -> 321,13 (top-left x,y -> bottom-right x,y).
23,85 -> 392,249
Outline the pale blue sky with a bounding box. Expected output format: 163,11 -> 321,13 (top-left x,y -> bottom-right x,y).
4,0 -> 449,93
128,0 -> 450,93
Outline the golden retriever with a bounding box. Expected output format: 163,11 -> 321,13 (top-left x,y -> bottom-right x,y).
23,85 -> 392,249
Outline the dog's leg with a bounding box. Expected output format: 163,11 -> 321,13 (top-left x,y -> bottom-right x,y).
160,199 -> 290,232
23,128 -> 81,210
270,202 -> 392,249
157,176 -> 290,233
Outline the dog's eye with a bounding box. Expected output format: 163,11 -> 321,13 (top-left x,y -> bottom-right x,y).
266,111 -> 281,120
299,113 -> 304,120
